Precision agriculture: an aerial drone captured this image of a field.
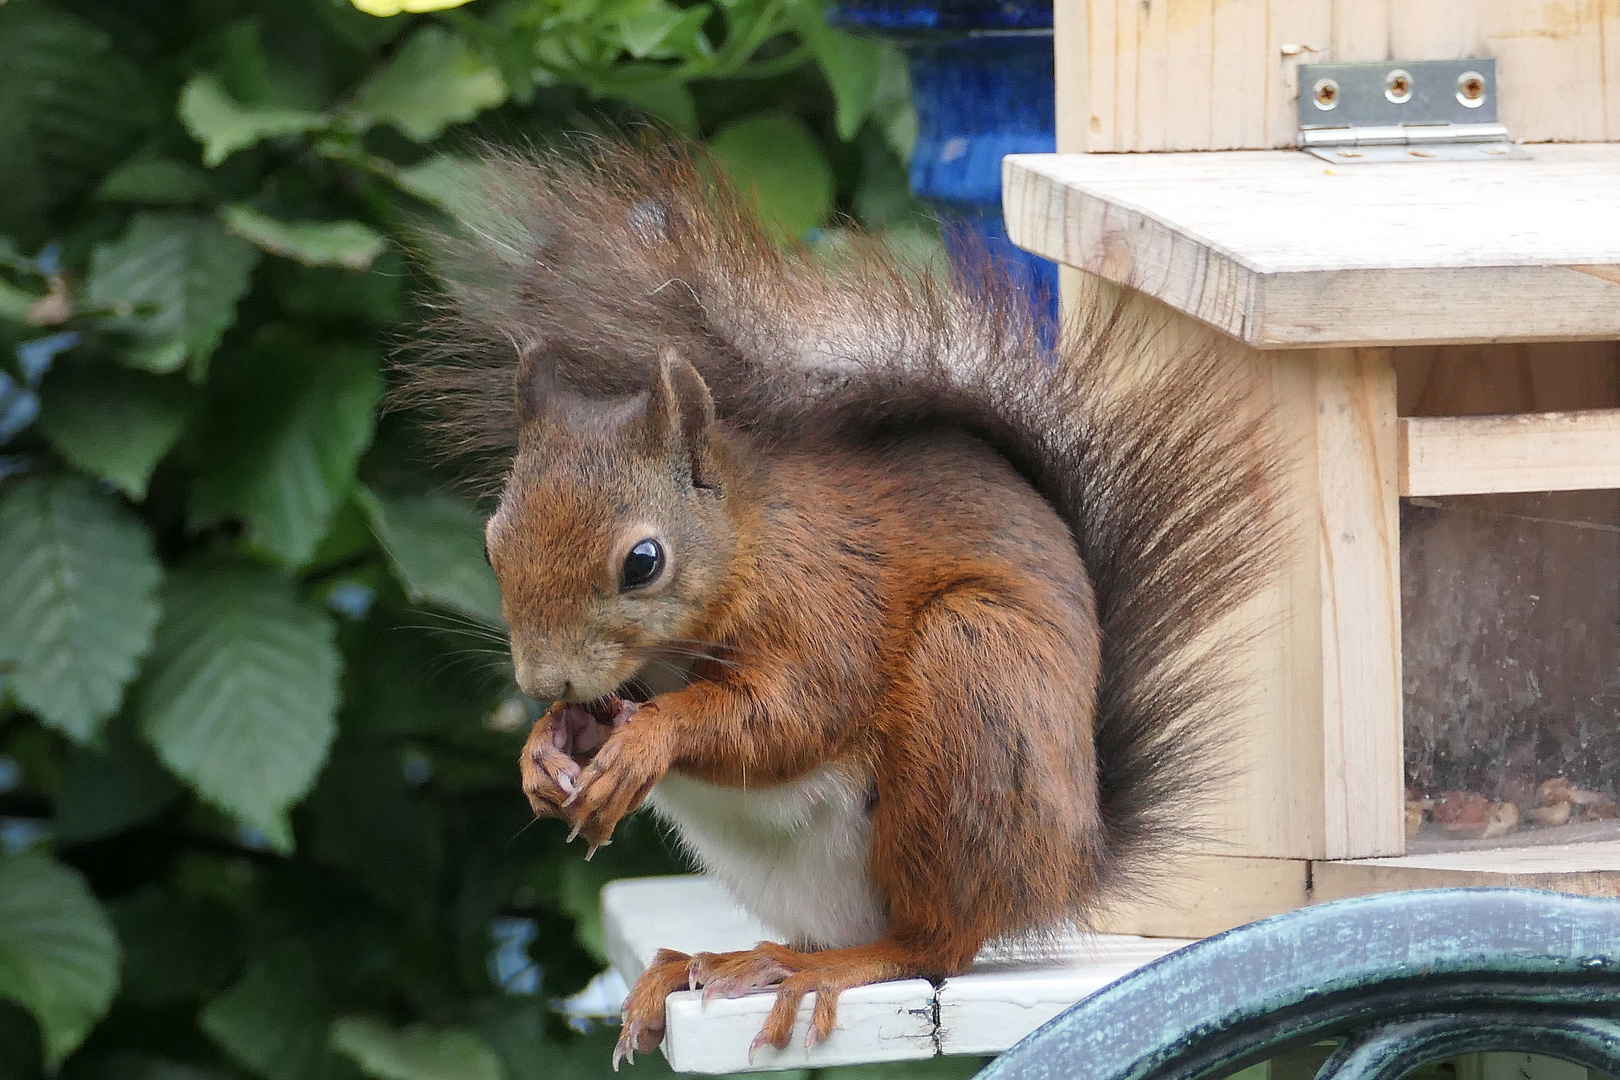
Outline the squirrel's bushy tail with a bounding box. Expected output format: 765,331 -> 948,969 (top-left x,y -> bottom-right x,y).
401,136 -> 1284,901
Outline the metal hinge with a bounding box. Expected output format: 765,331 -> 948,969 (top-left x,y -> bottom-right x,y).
1296,58 -> 1526,163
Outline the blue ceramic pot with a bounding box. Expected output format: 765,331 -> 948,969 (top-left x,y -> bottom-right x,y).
828,0 -> 1057,318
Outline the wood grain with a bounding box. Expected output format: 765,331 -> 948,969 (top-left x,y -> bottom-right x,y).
1096,846 -> 1620,939
1311,348 -> 1405,859
1052,0 -> 1620,151
1002,145 -> 1620,348
1313,841 -> 1620,900
1092,855 -> 1311,938
1058,289 -> 1405,862
1400,408 -> 1620,496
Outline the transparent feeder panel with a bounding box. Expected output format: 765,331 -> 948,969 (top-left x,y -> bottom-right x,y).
1402,489 -> 1620,850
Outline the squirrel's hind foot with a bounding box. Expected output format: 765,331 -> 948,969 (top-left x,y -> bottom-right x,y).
617,940 -> 921,1060
614,948 -> 692,1070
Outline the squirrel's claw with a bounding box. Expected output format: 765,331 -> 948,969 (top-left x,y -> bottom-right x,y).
568,726 -> 670,847
611,1025 -> 637,1072
614,950 -> 688,1068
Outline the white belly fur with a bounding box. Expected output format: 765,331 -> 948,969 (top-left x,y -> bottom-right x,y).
645,764 -> 886,950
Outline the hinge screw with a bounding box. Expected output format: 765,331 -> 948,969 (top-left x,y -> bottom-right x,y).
1312,78 -> 1340,110
1456,71 -> 1487,108
1385,69 -> 1412,104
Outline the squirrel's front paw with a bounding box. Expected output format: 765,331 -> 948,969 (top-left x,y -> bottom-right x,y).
519,701 -> 585,817
521,697 -> 642,819
567,710 -> 670,849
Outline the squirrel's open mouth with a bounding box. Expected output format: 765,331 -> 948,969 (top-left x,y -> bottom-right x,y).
551,693 -> 638,759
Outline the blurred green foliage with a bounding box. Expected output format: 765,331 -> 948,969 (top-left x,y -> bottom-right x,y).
0,1 -> 949,1078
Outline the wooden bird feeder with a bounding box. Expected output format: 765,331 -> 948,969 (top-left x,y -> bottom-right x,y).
1003,0 -> 1620,938
604,3 -> 1620,1070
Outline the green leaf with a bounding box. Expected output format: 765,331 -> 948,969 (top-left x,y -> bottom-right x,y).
96,158 -> 212,205
304,742 -> 442,919
0,475 -> 162,743
804,24 -> 884,141
870,45 -> 918,162
339,604 -> 508,739
54,723 -> 182,843
179,75 -> 326,168
0,279 -> 40,325
0,1 -> 152,248
109,888 -> 239,1008
36,365 -> 192,500
0,1003 -> 42,1080
269,255 -> 403,326
75,1053 -> 233,1080
202,944 -> 342,1080
330,1017 -> 502,1080
85,213 -> 260,377
190,340 -> 382,568
0,854 -> 120,1070
220,207 -> 386,271
389,156 -> 495,222
709,113 -> 834,241
357,487 -> 502,627
469,1005 -> 550,1080
609,79 -> 699,136
348,27 -> 507,142
135,565 -> 340,850
616,2 -> 712,59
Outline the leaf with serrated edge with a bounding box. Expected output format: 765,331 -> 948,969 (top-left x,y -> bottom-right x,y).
221,206 -> 385,270
136,566 -> 339,851
37,365 -> 192,499
190,342 -> 381,568
348,27 -> 506,142
0,475 -> 162,742
331,1017 -> 502,1080
0,854 -> 120,1069
179,75 -> 326,168
86,212 -> 259,376
0,2 -> 152,245
357,486 -> 503,627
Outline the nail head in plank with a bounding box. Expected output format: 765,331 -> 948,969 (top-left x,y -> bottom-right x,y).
1002,144 -> 1620,348
1399,408 -> 1620,497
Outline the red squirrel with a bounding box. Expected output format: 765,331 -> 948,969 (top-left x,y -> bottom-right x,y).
404,139 -> 1281,1065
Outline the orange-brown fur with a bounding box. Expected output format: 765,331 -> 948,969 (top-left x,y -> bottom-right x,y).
402,136 -> 1282,1063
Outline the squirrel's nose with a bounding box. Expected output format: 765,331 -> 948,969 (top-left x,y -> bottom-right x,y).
513,657 -> 570,703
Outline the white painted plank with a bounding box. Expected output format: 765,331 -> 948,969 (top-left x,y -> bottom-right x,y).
936,936 -> 1190,1055
662,984 -> 937,1074
1002,144 -> 1620,348
601,876 -> 1196,1072
602,877 -> 935,1072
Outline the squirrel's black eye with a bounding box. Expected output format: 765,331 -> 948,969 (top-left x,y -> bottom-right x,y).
620,539 -> 665,591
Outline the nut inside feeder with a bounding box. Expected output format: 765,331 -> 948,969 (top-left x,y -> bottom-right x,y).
1401,489 -> 1620,851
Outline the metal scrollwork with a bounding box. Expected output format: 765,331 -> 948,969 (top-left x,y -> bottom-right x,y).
976,889 -> 1620,1080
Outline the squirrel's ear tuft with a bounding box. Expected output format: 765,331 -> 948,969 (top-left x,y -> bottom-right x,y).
645,349 -> 721,492
514,343 -> 558,428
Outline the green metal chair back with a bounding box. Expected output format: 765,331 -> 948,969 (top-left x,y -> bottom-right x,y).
976,889 -> 1620,1080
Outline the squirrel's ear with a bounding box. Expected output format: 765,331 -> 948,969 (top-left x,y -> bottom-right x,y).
645,349 -> 721,492
514,343 -> 557,428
